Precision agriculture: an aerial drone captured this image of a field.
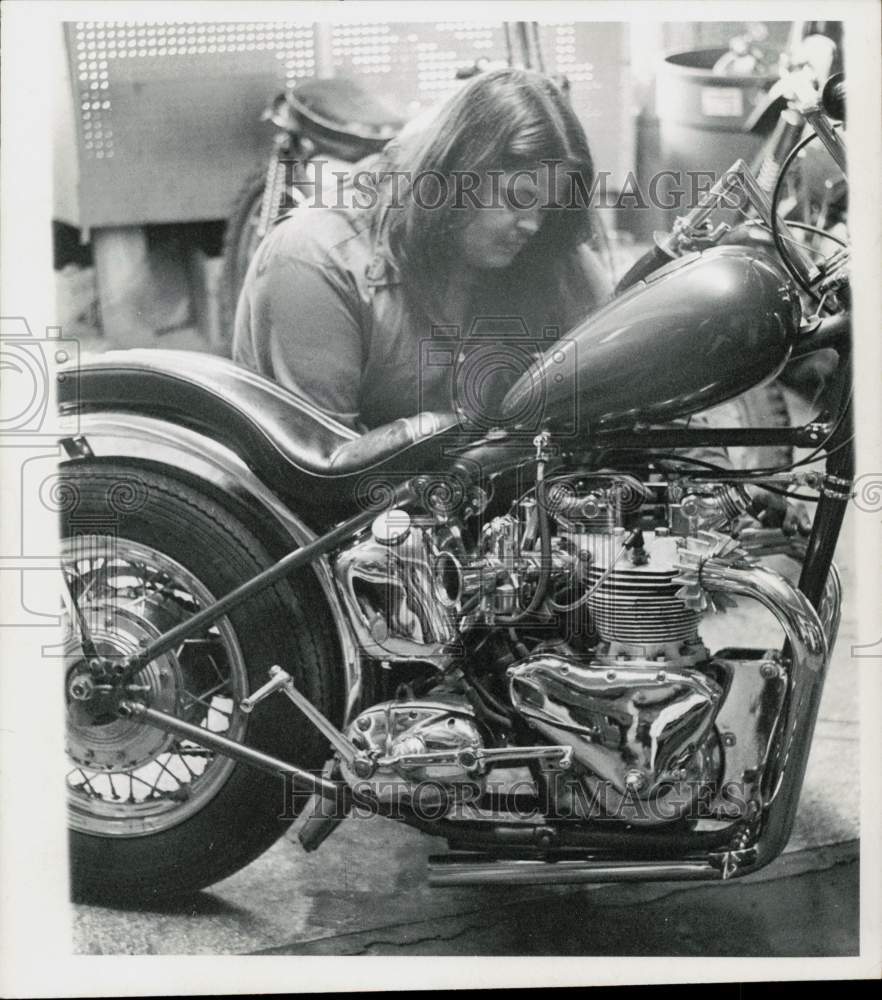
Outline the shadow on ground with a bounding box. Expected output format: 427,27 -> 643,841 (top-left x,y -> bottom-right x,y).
255,843 -> 859,957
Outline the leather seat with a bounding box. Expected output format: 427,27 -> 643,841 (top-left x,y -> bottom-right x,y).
60,350 -> 463,520
288,76 -> 404,159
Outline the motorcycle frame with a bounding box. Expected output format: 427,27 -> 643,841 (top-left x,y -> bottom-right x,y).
76,336 -> 851,885
71,77 -> 854,877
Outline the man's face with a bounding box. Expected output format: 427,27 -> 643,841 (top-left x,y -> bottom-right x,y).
457,166 -> 553,270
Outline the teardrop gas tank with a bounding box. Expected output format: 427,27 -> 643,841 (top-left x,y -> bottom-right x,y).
501,246 -> 801,432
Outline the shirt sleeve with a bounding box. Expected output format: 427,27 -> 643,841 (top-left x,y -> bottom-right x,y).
242,253 -> 366,431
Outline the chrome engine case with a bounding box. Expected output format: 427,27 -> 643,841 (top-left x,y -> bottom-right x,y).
509,653 -> 722,804
339,696 -> 486,807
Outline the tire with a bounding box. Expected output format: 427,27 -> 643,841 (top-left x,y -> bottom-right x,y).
703,381 -> 793,471
220,156 -> 312,356
219,169 -> 267,355
61,461 -> 340,902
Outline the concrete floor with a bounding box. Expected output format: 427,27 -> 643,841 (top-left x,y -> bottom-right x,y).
72,511 -> 860,956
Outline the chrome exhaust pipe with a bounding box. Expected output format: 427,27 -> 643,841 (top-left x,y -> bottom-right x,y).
428,856 -> 720,887
819,562 -> 842,650
695,556 -> 836,877
427,558 -> 841,888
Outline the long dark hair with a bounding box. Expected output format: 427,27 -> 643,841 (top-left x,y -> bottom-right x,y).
372,68 -> 604,327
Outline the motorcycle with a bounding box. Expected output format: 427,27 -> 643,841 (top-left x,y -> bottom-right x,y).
58,77 -> 850,901
219,75 -> 405,347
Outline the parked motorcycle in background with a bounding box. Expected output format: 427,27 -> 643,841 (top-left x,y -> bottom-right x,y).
218,75 -> 405,345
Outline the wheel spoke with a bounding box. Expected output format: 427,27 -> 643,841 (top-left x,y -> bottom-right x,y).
192,678 -> 231,702
174,745 -> 199,779
64,532 -> 245,834
72,768 -> 101,797
153,754 -> 184,790
181,688 -> 233,718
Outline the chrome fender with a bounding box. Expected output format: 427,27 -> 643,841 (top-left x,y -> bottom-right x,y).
58,411 -> 363,722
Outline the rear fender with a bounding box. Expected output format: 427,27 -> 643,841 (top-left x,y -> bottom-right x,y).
58,411 -> 363,722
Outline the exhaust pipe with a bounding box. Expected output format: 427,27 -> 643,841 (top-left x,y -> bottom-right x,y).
428,557 -> 841,888
428,856 -> 720,887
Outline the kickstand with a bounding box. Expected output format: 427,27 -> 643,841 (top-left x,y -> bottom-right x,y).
287,758 -> 352,853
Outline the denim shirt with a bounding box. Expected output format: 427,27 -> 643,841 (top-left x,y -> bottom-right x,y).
232,205 -> 611,432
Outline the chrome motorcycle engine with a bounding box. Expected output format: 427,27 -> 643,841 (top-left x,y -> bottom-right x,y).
333,476 -> 788,824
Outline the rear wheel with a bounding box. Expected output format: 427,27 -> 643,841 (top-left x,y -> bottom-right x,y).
62,462 -> 339,901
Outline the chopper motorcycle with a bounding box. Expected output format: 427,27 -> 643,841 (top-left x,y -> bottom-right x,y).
58,77 -> 851,901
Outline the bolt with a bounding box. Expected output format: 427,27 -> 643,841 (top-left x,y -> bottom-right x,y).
760,662 -> 778,679
356,716 -> 371,731
352,757 -> 374,779
722,732 -> 737,747
606,671 -> 616,681
656,671 -> 667,682
625,769 -> 646,791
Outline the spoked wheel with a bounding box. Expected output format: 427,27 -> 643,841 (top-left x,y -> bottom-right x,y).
62,462 -> 339,901
64,537 -> 247,839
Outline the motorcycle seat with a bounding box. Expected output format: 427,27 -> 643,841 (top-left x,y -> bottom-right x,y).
287,76 -> 404,159
60,350 -> 462,514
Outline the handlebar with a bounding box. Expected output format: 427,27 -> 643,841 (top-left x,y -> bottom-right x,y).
614,242 -> 677,295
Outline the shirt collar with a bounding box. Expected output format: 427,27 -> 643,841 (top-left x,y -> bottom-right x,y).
364,205 -> 402,288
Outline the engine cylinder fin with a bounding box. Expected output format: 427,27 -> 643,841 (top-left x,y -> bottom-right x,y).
584,532 -> 701,645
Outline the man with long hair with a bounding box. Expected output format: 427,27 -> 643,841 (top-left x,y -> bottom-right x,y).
232,68 -> 610,432
231,67 -> 808,531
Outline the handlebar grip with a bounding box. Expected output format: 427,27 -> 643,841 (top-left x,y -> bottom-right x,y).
614,243 -> 675,295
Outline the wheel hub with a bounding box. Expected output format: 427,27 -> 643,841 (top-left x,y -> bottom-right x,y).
65,604 -> 183,772
63,534 -> 247,837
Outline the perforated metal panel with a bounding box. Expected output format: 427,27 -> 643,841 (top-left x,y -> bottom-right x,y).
58,19 -> 634,227
540,21 -> 633,187
63,20 -> 318,226
328,20 -> 633,186
329,20 -> 506,106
